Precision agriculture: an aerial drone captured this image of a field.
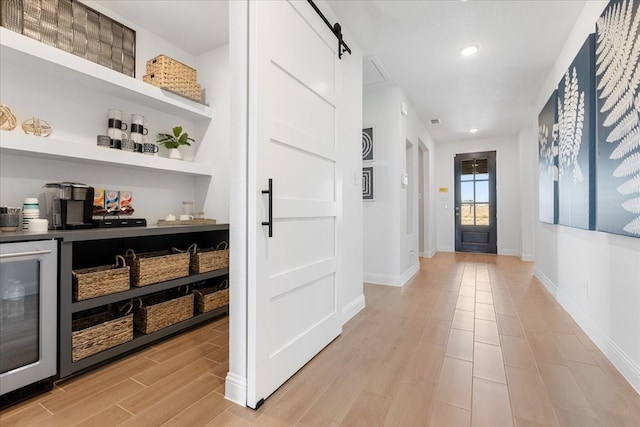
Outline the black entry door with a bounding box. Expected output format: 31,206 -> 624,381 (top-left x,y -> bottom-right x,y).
454,151 -> 497,253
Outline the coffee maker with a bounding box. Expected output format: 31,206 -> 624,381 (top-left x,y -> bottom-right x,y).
42,182 -> 94,229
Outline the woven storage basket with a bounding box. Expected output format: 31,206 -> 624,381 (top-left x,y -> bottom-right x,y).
193,280 -> 229,314
146,54 -> 197,81
125,248 -> 190,287
73,255 -> 130,301
143,71 -> 201,102
71,312 -> 133,362
188,242 -> 229,274
134,290 -> 194,334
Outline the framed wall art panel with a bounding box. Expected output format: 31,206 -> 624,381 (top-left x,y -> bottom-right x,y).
538,90 -> 559,224
595,0 -> 640,238
362,166 -> 374,201
557,33 -> 596,230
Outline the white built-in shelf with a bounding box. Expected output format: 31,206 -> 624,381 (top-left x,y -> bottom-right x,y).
0,27 -> 213,122
0,132 -> 213,177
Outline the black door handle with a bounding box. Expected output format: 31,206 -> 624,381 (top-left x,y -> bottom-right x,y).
261,178 -> 273,237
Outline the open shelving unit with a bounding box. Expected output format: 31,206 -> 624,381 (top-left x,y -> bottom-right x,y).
0,27 -> 214,177
58,224 -> 229,379
0,27 -> 213,121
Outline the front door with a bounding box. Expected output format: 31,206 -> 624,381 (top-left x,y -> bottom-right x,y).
454,151 -> 497,253
247,0 -> 342,408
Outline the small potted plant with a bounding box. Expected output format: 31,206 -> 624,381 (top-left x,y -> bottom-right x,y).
157,126 -> 194,160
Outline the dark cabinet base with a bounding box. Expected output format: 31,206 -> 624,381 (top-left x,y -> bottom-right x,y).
58,225 -> 230,380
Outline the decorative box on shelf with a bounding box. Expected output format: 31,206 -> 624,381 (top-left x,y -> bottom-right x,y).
143,54 -> 201,102
0,0 -> 136,77
72,311 -> 133,361
134,289 -> 194,334
124,248 -> 190,287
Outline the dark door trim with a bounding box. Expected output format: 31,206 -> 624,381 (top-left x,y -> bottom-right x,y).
454,151 -> 497,253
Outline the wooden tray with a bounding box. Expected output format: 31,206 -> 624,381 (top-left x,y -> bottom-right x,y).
157,219 -> 217,226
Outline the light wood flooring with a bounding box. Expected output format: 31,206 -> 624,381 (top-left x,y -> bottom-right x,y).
2,252 -> 640,426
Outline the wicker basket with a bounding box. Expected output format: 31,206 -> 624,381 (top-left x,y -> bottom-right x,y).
134,290 -> 194,334
125,248 -> 190,287
146,54 -> 197,81
193,280 -> 229,314
188,242 -> 229,274
71,311 -> 133,362
143,71 -> 201,102
73,255 -> 130,301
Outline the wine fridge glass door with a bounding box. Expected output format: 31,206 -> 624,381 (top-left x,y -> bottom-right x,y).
0,240 -> 57,396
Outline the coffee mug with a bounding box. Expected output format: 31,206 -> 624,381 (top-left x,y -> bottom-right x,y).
121,138 -> 135,152
97,135 -> 111,148
134,142 -> 143,153
110,139 -> 122,150
130,123 -> 148,136
179,214 -> 194,221
142,142 -> 159,155
0,212 -> 20,231
108,109 -> 127,131
108,128 -> 127,140
165,214 -> 176,221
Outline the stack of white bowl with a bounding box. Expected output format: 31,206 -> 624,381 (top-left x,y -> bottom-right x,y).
22,197 -> 40,230
28,218 -> 49,233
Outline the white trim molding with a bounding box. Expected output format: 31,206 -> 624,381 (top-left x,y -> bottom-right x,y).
342,294 -> 366,325
224,372 -> 248,406
535,267 -> 640,394
364,262 -> 420,287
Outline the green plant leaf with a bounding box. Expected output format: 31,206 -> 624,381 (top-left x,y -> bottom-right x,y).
173,126 -> 182,137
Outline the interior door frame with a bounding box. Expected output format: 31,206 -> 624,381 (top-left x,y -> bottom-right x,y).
454,151 -> 497,253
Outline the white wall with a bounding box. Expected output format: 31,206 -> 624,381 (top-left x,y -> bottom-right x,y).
531,0 -> 640,393
196,44 -> 231,224
362,85 -> 436,286
363,86 -> 402,282
519,126 -> 536,261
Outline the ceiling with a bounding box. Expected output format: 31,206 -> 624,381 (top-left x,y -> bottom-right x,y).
96,1 -> 229,55
327,0 -> 588,143
98,0 -> 588,144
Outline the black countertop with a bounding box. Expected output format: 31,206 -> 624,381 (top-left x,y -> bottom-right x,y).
0,223 -> 229,243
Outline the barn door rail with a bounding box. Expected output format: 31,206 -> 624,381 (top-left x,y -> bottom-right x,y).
306,0 -> 352,59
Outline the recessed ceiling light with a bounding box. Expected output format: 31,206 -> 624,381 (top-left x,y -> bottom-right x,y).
460,45 -> 479,56
469,128 -> 479,133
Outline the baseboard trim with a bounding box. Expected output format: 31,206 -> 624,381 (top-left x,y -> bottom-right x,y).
420,248 -> 437,258
534,267 -> 640,394
401,262 -> 420,285
224,372 -> 247,406
363,272 -> 403,287
342,294 -> 365,324
363,262 -> 420,287
520,253 -> 535,262
498,249 -> 521,257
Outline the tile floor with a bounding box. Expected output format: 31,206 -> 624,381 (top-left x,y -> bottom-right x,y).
1,252 -> 639,426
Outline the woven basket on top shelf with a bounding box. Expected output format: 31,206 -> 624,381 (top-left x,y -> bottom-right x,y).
188,242 -> 229,274
142,71 -> 201,102
146,54 -> 197,81
72,255 -> 130,301
71,311 -> 133,362
193,280 -> 229,314
134,289 -> 194,334
125,248 -> 190,287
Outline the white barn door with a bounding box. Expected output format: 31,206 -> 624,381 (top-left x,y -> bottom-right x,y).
246,0 -> 342,408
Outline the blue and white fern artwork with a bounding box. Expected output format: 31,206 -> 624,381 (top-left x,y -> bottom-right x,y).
538,91 -> 559,224
596,0 -> 640,238
557,34 -> 596,230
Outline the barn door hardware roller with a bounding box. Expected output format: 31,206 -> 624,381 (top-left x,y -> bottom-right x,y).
307,0 -> 352,59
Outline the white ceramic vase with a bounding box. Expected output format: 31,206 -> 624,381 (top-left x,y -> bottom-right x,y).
168,148 -> 183,160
